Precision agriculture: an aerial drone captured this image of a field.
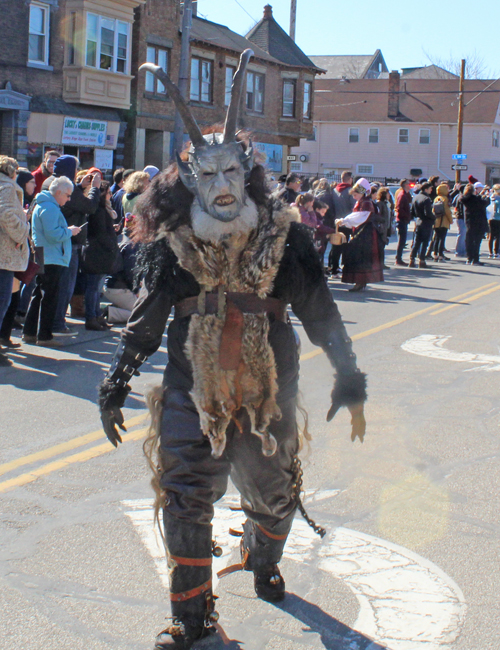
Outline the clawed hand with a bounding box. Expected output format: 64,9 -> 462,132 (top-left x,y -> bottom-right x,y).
327,401 -> 366,443
101,407 -> 127,447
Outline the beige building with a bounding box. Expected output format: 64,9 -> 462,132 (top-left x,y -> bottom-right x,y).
291,73 -> 500,186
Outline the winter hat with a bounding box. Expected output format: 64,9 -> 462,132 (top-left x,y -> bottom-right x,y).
53,155 -> 77,181
143,165 -> 160,180
16,170 -> 34,190
474,182 -> 484,190
468,175 -> 478,184
352,177 -> 372,195
87,166 -> 102,176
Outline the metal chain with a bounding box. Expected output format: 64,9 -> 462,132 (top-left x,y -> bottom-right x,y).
292,456 -> 326,538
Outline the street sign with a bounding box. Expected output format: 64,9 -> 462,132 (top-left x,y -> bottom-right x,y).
452,154 -> 467,160
287,154 -> 297,161
452,164 -> 468,171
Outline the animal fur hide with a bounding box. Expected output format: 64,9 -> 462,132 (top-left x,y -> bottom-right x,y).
163,202 -> 298,457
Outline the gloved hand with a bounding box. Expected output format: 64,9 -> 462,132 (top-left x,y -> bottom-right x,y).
327,371 -> 367,442
101,405 -> 127,447
98,381 -> 131,447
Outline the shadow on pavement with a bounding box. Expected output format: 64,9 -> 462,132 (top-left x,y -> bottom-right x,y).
274,592 -> 387,649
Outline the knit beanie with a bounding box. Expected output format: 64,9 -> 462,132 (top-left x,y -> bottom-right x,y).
143,165 -> 160,180
468,174 -> 478,184
16,170 -> 35,190
53,155 -> 77,181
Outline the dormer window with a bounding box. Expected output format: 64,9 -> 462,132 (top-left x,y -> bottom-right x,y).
85,13 -> 131,74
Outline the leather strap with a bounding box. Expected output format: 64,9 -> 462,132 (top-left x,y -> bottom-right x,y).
170,580 -> 212,602
256,524 -> 288,541
174,292 -> 287,322
170,555 -> 212,567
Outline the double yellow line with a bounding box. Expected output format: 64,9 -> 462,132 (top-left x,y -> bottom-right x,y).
1,280 -> 499,494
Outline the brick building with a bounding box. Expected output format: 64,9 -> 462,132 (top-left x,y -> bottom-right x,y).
127,3 -> 323,172
0,1 -> 321,175
0,0 -> 144,171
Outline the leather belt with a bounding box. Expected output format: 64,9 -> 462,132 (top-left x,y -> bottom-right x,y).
174,292 -> 287,322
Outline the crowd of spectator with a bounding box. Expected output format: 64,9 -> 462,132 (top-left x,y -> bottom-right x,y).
272,170 -> 499,291
0,150 -> 156,366
1,150 -> 499,367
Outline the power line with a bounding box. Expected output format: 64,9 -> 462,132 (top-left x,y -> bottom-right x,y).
232,0 -> 257,23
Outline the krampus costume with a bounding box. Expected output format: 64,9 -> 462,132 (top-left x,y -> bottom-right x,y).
98,50 -> 367,649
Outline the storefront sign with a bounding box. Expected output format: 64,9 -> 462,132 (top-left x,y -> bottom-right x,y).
62,117 -> 107,147
94,148 -> 114,170
255,143 -> 283,173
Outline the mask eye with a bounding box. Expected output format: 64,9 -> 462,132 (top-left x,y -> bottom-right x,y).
203,171 -> 215,177
225,167 -> 236,173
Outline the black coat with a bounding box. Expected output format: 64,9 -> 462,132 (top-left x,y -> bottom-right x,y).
82,204 -> 119,275
411,193 -> 435,225
461,192 -> 490,232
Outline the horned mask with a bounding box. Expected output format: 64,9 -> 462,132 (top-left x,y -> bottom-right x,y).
140,49 -> 255,223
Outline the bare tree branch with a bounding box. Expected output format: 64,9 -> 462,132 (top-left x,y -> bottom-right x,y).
422,49 -> 492,79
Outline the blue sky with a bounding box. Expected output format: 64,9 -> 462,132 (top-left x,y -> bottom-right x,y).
197,0 -> 500,77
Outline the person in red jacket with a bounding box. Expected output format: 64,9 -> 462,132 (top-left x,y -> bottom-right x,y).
32,150 -> 60,195
394,178 -> 412,266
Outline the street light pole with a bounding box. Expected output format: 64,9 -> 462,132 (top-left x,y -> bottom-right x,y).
174,0 -> 193,156
290,0 -> 297,41
455,59 -> 466,185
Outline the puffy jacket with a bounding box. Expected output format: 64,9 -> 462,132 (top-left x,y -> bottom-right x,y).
32,191 -> 73,266
0,173 -> 30,272
461,191 -> 490,232
433,184 -> 453,229
42,176 -> 100,246
331,185 -> 355,219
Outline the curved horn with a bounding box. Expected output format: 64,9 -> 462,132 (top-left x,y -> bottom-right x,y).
223,48 -> 254,143
139,63 -> 205,148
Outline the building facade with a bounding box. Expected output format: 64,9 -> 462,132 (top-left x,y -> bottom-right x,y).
0,0 -> 145,171
291,73 -> 500,185
126,3 -> 322,172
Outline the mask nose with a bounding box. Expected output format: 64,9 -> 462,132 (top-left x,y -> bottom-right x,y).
214,171 -> 230,193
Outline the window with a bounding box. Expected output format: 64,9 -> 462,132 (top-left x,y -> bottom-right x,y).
225,66 -> 236,106
190,57 -> 212,103
348,128 -> 359,143
419,129 -> 430,144
357,164 -> 374,175
145,47 -> 169,93
85,13 -> 131,74
368,128 -> 379,143
29,2 -> 49,65
290,161 -> 302,172
493,131 -> 499,148
282,80 -> 296,117
246,72 -> 264,113
399,128 -> 409,143
303,81 -> 312,119
68,11 -> 77,65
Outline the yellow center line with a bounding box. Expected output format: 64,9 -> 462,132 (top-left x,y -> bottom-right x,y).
1,280 -> 498,494
0,428 -> 147,494
431,284 -> 500,315
0,412 -> 148,478
299,281 -> 499,362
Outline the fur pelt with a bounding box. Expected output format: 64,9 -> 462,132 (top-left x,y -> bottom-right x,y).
162,202 -> 299,457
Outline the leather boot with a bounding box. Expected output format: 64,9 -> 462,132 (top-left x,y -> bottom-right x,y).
240,515 -> 294,603
155,516 -> 218,649
69,294 -> 85,318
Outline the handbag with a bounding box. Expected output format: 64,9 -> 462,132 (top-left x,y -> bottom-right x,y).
329,223 -> 347,246
14,237 -> 44,285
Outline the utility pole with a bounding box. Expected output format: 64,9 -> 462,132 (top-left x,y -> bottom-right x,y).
174,0 -> 193,156
290,0 -> 297,41
455,58 -> 466,184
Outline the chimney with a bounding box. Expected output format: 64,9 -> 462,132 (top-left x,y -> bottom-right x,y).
388,70 -> 400,118
263,4 -> 273,19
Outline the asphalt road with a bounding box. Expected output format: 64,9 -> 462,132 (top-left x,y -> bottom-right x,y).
1,232 -> 500,650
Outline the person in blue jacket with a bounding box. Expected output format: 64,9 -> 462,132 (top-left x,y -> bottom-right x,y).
23,177 -> 81,347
